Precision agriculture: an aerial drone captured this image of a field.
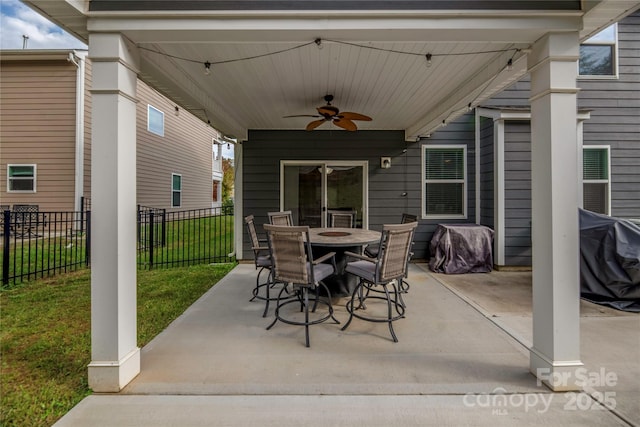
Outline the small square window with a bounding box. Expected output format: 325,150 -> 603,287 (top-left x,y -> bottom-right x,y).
7,164 -> 36,192
148,105 -> 165,136
579,45 -> 614,76
579,24 -> 617,77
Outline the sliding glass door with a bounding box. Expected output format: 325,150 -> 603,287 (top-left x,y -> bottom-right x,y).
281,161 -> 367,228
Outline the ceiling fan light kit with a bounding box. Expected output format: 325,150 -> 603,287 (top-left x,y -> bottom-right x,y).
284,94 -> 372,131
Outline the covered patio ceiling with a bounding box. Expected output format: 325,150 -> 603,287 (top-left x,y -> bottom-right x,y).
22,1 -> 640,141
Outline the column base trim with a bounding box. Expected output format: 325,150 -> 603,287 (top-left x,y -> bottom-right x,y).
88,347 -> 140,392
530,346 -> 583,391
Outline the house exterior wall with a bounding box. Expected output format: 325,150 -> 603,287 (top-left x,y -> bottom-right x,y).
135,81 -> 219,211
0,52 -> 220,213
481,10 -> 640,266
242,12 -> 638,266
580,12 -> 640,219
0,57 -> 79,211
243,124 -> 478,261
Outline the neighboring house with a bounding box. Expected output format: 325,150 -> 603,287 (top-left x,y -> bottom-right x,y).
0,49 -> 224,212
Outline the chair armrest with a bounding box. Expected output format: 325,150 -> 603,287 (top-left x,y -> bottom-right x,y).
344,251 -> 375,262
313,251 -> 336,265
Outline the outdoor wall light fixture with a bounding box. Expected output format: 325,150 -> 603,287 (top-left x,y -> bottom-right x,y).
174,106 -> 179,116
381,157 -> 391,169
204,61 -> 211,75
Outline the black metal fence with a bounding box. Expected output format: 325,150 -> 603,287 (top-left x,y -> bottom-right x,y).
1,205 -> 234,287
1,209 -> 90,287
137,206 -> 234,269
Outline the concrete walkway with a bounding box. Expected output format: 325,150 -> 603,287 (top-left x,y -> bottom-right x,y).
54,264 -> 639,426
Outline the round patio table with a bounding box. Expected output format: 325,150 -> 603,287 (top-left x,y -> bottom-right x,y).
308,227 -> 381,297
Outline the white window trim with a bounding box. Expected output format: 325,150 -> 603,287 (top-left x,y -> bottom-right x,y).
7,164 -> 37,193
579,23 -> 619,79
421,144 -> 467,220
171,173 -> 182,208
582,145 -> 611,216
147,104 -> 165,136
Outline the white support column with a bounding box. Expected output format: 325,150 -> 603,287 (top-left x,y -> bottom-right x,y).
528,32 -> 583,391
493,119 -> 506,267
87,33 -> 141,392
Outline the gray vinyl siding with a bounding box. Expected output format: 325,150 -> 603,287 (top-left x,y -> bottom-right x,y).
579,12 -> 640,219
136,81 -> 218,211
243,120 -> 477,260
0,59 -> 78,211
479,116 -> 494,229
503,121 -> 532,266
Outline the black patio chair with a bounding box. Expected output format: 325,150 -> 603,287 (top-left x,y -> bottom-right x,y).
342,221 -> 418,342
263,224 -> 340,347
11,204 -> 45,238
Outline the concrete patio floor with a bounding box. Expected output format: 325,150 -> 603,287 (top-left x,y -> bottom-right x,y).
55,263 -> 639,426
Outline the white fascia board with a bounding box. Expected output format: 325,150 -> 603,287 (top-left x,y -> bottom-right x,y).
87,14 -> 582,43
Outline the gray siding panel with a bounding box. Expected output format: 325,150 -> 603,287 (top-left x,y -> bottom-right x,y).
504,121 -> 532,267
243,121 -> 477,260
579,12 -> 640,219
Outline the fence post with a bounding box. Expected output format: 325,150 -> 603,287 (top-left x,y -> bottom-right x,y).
137,204 -> 141,247
149,211 -> 155,270
161,208 -> 166,247
85,210 -> 91,266
2,210 -> 10,286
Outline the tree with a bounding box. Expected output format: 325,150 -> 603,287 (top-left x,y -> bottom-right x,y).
222,158 -> 234,203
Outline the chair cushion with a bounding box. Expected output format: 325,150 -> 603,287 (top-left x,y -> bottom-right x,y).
364,244 -> 380,258
310,262 -> 335,283
256,255 -> 271,267
345,260 -> 376,282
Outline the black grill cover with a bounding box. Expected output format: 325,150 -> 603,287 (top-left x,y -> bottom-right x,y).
580,209 -> 640,312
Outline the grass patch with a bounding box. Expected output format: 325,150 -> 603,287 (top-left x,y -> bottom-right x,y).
0,262 -> 236,427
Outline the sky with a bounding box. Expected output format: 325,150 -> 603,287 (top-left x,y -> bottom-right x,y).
0,0 -> 234,158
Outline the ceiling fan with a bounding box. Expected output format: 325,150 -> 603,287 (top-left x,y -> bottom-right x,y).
284,95 -> 372,131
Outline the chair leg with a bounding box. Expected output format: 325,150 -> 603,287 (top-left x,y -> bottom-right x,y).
319,282 -> 340,325
303,287 -> 310,347
266,284 -> 289,330
341,281 -> 362,332
383,284 -> 398,343
262,272 -> 271,318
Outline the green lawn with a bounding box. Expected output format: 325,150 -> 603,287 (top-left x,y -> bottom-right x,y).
0,262 -> 237,427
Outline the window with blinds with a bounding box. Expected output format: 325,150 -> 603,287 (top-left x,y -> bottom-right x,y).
172,173 -> 182,208
423,146 -> 466,218
583,146 -> 610,215
7,164 -> 36,192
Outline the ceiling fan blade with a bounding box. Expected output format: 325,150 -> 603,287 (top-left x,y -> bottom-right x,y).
333,118 -> 357,131
317,106 -> 340,116
283,114 -> 321,118
339,112 -> 372,121
306,119 -> 328,131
